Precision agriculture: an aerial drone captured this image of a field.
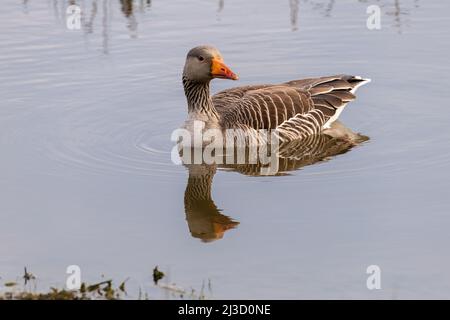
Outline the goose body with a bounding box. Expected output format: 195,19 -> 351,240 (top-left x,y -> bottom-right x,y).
182,46 -> 370,144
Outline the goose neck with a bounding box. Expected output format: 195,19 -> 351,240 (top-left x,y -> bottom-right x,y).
182,77 -> 219,120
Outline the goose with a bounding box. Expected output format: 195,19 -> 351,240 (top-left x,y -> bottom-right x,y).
182,45 -> 370,144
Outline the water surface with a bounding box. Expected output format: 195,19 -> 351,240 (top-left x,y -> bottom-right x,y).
1,0 -> 450,298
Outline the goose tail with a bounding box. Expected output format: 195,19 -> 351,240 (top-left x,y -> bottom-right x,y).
349,76 -> 371,94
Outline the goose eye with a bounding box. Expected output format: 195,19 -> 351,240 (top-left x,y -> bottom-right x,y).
198,56 -> 205,62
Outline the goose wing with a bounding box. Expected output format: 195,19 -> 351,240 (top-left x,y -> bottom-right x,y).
212,74 -> 369,141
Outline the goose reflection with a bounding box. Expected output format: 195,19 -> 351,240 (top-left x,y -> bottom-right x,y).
181,121 -> 368,242
184,164 -> 239,243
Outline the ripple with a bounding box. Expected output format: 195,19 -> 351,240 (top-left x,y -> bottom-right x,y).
4,85 -> 450,185
0,97 -> 185,181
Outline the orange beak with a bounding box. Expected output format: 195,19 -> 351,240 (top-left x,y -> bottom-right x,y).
210,58 -> 239,80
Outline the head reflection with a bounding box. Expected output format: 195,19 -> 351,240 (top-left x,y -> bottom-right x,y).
184,164 -> 239,242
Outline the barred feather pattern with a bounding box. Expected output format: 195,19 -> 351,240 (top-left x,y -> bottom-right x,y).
211,74 -> 369,142
183,76 -> 220,120
219,126 -> 367,176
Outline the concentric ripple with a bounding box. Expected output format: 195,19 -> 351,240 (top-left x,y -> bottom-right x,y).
0,97 -> 185,181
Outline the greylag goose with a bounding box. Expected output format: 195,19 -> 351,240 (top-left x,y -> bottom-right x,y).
182,45 -> 370,143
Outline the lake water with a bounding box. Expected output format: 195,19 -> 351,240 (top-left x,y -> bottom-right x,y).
1,0 -> 450,299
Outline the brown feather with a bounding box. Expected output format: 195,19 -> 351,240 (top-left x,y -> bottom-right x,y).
212,74 -> 368,136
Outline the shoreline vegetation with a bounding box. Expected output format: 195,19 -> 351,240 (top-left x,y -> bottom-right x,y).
0,267 -> 211,300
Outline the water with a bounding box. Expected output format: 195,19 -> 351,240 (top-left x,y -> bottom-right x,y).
1,0 -> 450,299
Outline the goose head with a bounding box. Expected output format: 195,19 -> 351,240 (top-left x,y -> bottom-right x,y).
183,45 -> 238,83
